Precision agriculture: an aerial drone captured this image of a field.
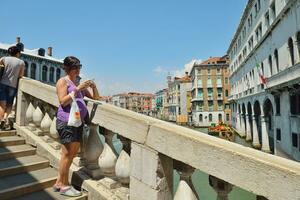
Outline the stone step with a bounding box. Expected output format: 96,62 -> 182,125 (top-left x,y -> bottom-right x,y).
0,136 -> 25,147
0,144 -> 36,161
0,130 -> 17,137
14,188 -> 88,200
0,167 -> 57,200
0,155 -> 49,177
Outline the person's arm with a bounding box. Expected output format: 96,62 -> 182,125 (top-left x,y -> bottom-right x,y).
57,79 -> 91,106
84,81 -> 101,100
56,79 -> 72,107
19,63 -> 25,78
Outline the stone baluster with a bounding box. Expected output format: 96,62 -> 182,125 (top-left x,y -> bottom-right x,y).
115,135 -> 131,186
40,113 -> 52,142
257,195 -> 268,200
209,175 -> 233,200
25,102 -> 35,127
82,123 -> 103,179
47,116 -> 61,150
98,128 -> 117,177
174,160 -> 199,200
31,105 -> 44,135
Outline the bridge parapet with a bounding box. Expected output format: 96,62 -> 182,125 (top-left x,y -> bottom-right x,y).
15,78 -> 300,200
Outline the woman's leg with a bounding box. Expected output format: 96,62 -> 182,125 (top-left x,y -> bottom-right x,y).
63,142 -> 80,185
0,101 -> 6,120
55,142 -> 80,187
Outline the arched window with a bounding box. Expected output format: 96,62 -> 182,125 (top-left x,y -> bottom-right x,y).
49,67 -> 55,83
42,66 -> 48,81
225,90 -> 229,97
261,62 -> 264,75
30,63 -> 36,79
199,114 -> 203,122
218,114 -> 222,122
56,68 -> 61,81
297,32 -> 300,61
24,61 -> 28,77
274,49 -> 279,73
268,55 -> 273,76
288,37 -> 295,66
209,114 -> 213,122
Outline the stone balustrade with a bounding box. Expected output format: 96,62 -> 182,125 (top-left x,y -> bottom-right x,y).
14,78 -> 300,200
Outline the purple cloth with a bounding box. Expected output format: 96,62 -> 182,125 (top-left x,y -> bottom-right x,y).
57,78 -> 88,122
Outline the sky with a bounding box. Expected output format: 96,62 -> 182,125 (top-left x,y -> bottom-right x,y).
1,0 -> 247,96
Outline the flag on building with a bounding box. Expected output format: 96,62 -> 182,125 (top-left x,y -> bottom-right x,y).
255,63 -> 267,85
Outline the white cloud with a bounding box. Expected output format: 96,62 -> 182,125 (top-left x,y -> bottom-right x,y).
153,66 -> 168,76
174,59 -> 202,77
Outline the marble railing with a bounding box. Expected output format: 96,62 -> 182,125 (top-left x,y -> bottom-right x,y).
15,78 -> 300,200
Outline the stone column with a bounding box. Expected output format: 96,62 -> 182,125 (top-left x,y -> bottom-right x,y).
130,142 -> 173,200
235,113 -> 240,132
82,123 -> 103,179
239,114 -> 246,137
209,175 -> 233,200
245,114 -> 252,141
252,115 -> 261,149
261,115 -> 271,153
16,89 -> 28,126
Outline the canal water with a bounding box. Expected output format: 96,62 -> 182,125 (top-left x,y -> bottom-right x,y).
109,127 -> 256,200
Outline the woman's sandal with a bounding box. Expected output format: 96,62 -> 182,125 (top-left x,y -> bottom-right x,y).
60,186 -> 82,197
52,185 -> 61,192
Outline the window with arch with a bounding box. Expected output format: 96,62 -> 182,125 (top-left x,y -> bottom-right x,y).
30,63 -> 36,79
24,61 -> 28,77
288,37 -> 295,66
218,113 -> 222,122
56,68 -> 61,81
199,114 -> 203,122
209,113 -> 213,122
225,89 -> 229,97
268,55 -> 273,76
226,113 -> 230,122
42,66 -> 48,81
49,67 -> 55,83
274,49 -> 279,73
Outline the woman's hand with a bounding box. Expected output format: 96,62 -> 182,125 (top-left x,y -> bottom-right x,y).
77,80 -> 90,91
88,80 -> 97,89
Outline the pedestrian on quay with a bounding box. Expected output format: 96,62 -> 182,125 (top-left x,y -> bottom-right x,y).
54,56 -> 100,197
0,45 -> 25,130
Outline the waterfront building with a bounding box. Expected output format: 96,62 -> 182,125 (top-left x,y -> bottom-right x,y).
111,92 -> 154,115
190,56 -> 231,127
228,0 -> 300,160
178,73 -> 192,125
154,89 -> 167,119
0,37 -> 64,85
167,77 -> 181,122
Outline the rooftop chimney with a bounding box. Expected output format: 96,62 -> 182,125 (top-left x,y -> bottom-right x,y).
16,37 -> 20,44
47,47 -> 52,56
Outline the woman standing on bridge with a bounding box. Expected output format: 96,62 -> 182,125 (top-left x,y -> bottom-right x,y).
0,46 -> 25,130
54,56 -> 100,197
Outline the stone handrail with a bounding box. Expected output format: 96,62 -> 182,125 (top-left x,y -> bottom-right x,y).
16,78 -> 300,200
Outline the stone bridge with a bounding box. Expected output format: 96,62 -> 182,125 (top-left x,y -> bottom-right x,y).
6,78 -> 300,199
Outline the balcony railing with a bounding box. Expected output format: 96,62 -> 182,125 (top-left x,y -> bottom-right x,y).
14,78 -> 300,200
